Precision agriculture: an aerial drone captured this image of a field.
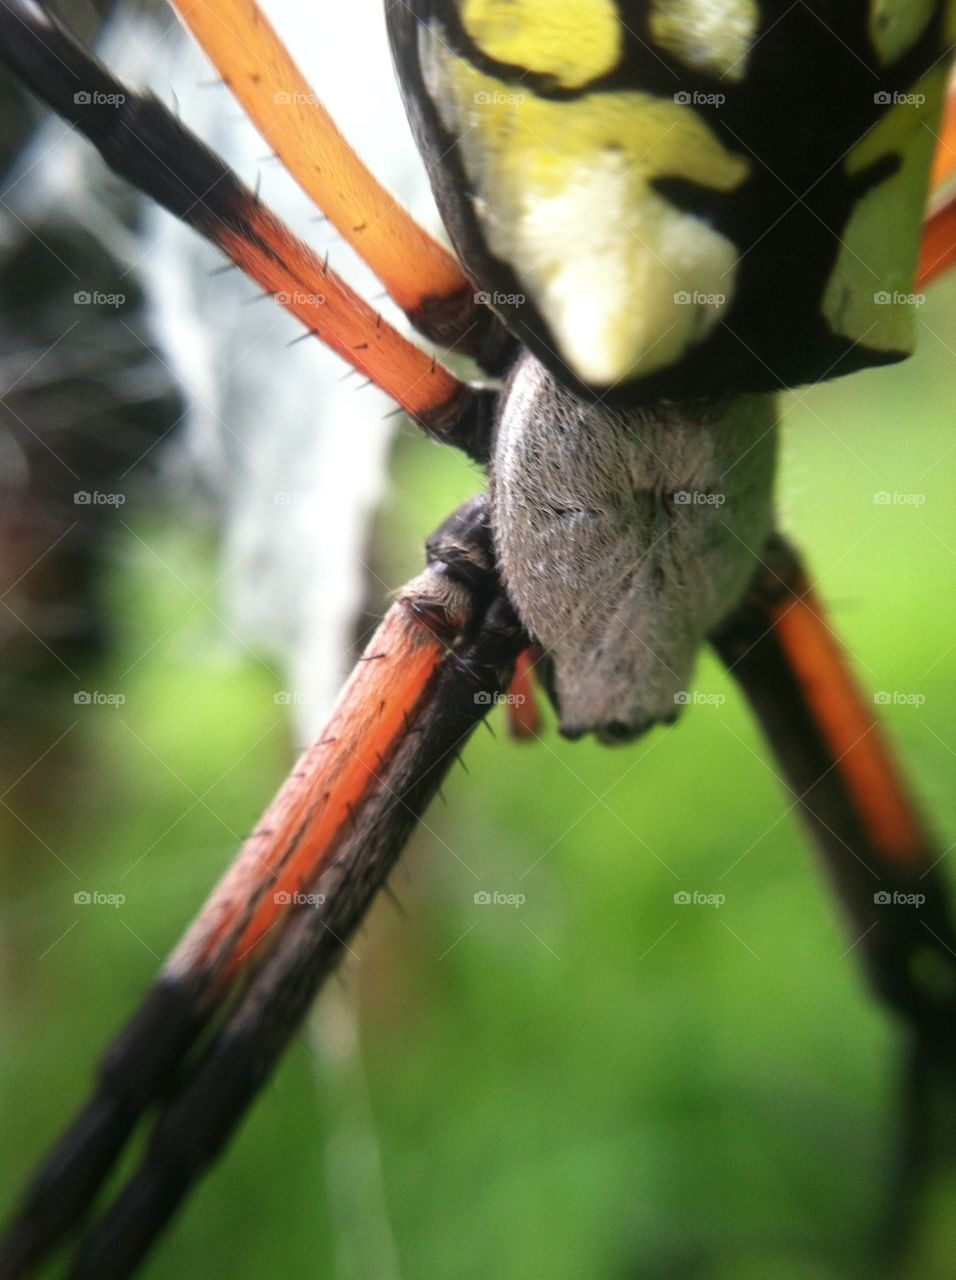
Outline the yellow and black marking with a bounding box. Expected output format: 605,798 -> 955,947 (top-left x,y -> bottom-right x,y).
387,0 -> 955,403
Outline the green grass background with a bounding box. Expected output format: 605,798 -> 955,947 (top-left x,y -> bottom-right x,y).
2,277 -> 955,1280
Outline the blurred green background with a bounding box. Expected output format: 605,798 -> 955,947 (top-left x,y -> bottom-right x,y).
1,279 -> 955,1280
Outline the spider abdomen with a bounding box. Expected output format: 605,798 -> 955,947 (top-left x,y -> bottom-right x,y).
490,352 -> 778,743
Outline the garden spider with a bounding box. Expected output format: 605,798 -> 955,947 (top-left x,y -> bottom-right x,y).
2,1 -> 956,1277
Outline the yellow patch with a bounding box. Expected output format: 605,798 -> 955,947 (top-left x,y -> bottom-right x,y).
422,34 -> 749,386
460,0 -> 621,89
823,68 -> 947,353
649,0 -> 759,81
867,0 -> 935,65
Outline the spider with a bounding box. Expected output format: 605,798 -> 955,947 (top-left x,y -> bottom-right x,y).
2,1 -> 956,1277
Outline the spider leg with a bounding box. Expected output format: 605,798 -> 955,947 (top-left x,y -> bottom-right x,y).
918,191 -> 956,287
918,82 -> 956,287
930,78 -> 956,194
166,0 -> 510,368
711,535 -> 956,1034
0,496 -> 525,1280
0,0 -> 495,456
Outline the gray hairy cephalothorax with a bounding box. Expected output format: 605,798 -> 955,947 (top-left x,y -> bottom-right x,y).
490,351 -> 778,744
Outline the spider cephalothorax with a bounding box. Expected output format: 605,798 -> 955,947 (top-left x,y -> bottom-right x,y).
490,353 -> 777,740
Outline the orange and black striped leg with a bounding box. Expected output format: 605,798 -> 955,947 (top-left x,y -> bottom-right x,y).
166,0 -> 512,369
0,497 -> 525,1280
711,537 -> 956,1259
710,535 -> 956,1033
0,0 -> 496,457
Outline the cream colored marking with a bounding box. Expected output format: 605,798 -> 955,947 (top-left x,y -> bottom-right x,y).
867,0 -> 935,65
461,0 -> 620,89
422,33 -> 750,386
823,68 -> 947,352
649,0 -> 759,81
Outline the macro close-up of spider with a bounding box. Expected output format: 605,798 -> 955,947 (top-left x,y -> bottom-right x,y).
2,1 -> 956,1278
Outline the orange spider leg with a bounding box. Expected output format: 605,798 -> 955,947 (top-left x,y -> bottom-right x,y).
713,538 -> 956,1025
0,498 -> 525,1279
918,192 -> 956,287
930,78 -> 956,193
769,579 -> 925,868
0,0 -> 486,442
168,0 -> 498,355
166,579 -> 458,988
506,646 -> 543,740
216,197 -> 471,431
918,81 -> 956,287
